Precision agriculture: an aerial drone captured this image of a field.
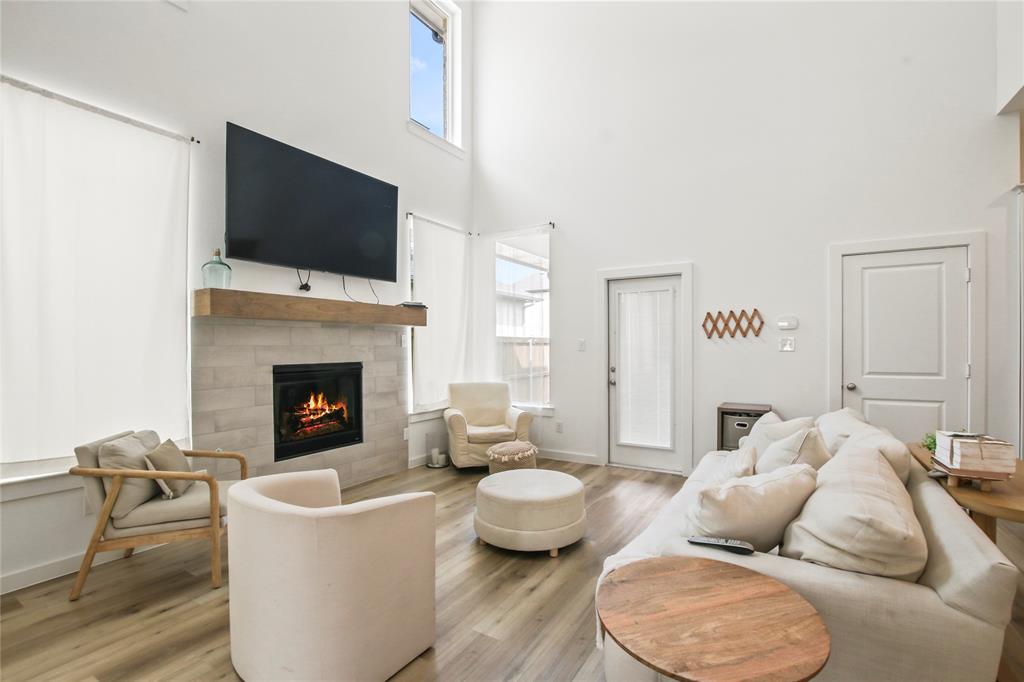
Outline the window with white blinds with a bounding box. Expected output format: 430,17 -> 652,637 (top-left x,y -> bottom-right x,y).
616,287 -> 674,448
0,80 -> 190,474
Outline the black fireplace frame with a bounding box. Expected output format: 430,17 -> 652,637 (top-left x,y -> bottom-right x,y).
272,361 -> 363,461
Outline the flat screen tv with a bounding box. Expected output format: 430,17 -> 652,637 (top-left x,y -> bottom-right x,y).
225,122 -> 398,282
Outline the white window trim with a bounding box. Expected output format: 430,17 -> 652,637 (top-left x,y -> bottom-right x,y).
408,0 -> 463,149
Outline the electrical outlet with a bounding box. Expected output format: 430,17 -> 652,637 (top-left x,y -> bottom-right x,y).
403,427 -> 409,440
555,421 -> 564,434
779,336 -> 796,352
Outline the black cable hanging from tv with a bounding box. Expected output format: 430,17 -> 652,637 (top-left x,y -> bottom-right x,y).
296,269 -> 311,292
367,279 -> 380,304
341,275 -> 357,302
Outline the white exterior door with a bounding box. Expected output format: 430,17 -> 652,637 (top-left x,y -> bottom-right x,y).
841,246 -> 970,441
608,276 -> 683,472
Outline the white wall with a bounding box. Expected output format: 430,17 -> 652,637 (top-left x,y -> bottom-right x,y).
472,1 -> 1020,464
0,0 -> 472,591
997,0 -> 1024,113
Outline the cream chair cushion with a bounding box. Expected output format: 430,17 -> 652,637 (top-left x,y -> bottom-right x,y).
782,449 -> 928,581
111,476 -> 232,529
144,439 -> 194,499
740,413 -> 815,456
449,382 -> 511,425
468,424 -> 516,444
686,463 -> 817,552
97,430 -> 161,518
755,428 -> 831,474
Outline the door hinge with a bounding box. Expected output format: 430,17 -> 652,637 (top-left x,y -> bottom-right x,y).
965,362 -> 971,379
965,267 -> 971,283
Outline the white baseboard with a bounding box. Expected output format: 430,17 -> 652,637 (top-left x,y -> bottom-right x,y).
408,454 -> 428,469
538,448 -> 603,465
1,545 -> 155,595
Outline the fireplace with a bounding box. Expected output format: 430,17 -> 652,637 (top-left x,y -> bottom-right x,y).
273,362 -> 363,461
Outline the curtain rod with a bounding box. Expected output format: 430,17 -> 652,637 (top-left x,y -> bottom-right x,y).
1,74 -> 198,144
406,211 -> 475,236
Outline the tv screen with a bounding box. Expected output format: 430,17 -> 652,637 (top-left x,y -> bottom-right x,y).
225,122 -> 398,282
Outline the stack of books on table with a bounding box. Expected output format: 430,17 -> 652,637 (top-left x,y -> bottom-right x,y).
932,431 -> 1017,481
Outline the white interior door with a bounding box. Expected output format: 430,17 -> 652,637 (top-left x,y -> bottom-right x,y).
608,276 -> 683,472
841,246 -> 970,441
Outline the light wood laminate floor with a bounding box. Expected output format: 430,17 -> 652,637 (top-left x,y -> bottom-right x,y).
0,460 -> 683,681
6,462 -> 1024,681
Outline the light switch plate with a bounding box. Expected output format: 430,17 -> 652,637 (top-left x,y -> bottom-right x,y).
576,339 -> 586,352
779,336 -> 796,352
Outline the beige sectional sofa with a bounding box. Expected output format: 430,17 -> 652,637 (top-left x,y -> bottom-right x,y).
600,416 -> 1019,682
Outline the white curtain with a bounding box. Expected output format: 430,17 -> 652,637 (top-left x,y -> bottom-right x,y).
410,214 -> 470,411
617,288 -> 674,448
1,81 -> 190,470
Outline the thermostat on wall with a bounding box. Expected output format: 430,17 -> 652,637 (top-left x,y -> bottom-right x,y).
775,315 -> 799,331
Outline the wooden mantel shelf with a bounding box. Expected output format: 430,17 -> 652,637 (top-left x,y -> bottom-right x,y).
192,288 -> 426,326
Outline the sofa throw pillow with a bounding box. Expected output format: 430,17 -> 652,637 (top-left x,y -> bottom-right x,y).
781,449 -> 928,581
742,414 -> 815,457
755,428 -> 832,475
701,446 -> 757,487
738,411 -> 781,448
97,430 -> 162,519
144,439 -> 194,499
814,407 -> 868,453
836,426 -> 911,485
686,463 -> 818,552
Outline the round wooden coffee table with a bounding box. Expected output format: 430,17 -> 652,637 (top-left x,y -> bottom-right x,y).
597,556 -> 830,682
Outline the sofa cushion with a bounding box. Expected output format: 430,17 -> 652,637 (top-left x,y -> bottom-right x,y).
98,430 -> 162,519
111,475 -> 231,529
836,427 -> 911,484
686,463 -> 818,552
689,447 -> 757,488
741,412 -> 815,456
755,428 -> 831,474
468,424 -> 516,444
781,449 -> 927,581
145,439 -> 194,499
815,407 -> 868,453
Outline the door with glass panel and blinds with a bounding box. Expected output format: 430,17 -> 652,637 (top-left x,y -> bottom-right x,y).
608,276 -> 682,472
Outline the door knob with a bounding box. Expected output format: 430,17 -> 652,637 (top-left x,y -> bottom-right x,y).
845,382 -> 857,391
609,379 -> 617,386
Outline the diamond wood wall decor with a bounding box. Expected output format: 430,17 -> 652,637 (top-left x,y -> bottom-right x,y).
702,308 -> 764,338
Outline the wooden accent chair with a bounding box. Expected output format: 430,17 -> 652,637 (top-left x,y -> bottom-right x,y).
68,431 -> 247,601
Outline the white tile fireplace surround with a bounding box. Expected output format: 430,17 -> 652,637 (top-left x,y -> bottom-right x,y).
190,317 -> 408,487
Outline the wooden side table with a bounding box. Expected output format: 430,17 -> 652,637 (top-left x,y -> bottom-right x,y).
597,556 -> 830,682
909,442 -> 1024,542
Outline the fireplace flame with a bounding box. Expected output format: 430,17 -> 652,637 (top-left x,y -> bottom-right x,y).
296,391 -> 348,425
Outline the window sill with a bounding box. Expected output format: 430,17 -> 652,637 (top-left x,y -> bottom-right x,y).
514,403 -> 555,418
410,408 -> 446,424
406,120 -> 467,160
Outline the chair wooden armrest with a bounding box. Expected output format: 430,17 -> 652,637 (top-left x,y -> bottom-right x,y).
183,449 -> 248,480
69,466 -> 216,483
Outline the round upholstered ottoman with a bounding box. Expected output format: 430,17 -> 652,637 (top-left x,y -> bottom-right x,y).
486,440 -> 538,474
474,469 -> 586,557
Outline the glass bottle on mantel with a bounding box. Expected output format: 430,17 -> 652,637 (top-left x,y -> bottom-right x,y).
202,248 -> 232,288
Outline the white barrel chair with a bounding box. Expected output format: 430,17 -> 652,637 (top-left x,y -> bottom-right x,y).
227,469 -> 436,681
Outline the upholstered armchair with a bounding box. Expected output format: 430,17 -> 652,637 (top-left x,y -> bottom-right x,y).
69,430 -> 247,601
444,382 -> 533,468
227,469 -> 436,681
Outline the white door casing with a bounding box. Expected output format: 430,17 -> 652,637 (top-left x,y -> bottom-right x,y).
839,245 -> 972,441
608,276 -> 684,472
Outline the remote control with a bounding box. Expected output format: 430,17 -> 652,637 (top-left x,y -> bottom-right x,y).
687,536 -> 755,555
